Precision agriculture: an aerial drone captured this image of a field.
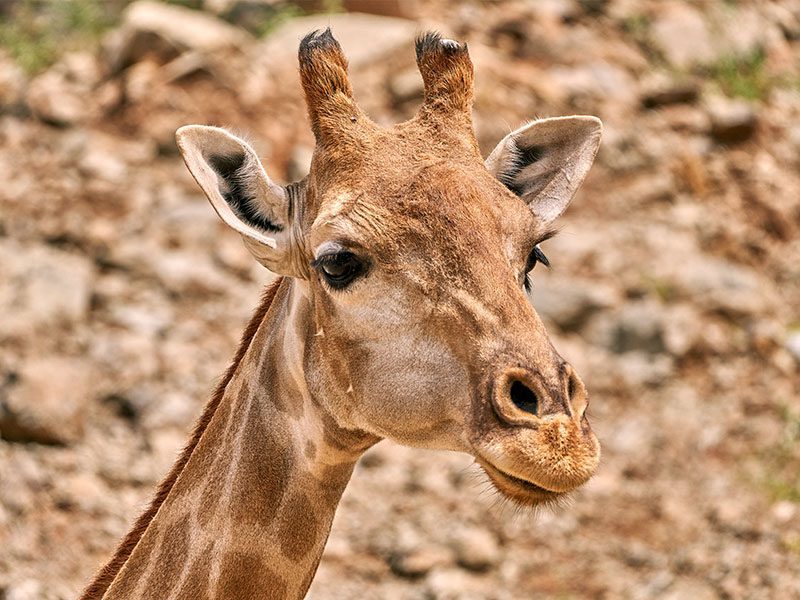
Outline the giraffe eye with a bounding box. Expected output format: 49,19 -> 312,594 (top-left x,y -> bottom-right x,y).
312,251 -> 367,290
523,245 -> 550,292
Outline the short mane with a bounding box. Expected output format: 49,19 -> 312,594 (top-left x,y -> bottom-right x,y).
80,277 -> 285,599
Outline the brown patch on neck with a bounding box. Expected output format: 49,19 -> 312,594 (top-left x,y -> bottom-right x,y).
80,277 -> 285,600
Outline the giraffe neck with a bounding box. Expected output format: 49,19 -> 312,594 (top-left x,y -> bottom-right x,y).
99,278 -> 375,600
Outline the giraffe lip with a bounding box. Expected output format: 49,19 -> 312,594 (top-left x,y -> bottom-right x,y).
476,456 -> 564,504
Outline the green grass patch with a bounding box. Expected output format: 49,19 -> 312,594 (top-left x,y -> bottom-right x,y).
704,48 -> 771,101
0,0 -> 125,74
760,405 -> 800,503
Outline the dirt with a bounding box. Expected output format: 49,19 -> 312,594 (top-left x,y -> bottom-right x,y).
1,1 -> 799,599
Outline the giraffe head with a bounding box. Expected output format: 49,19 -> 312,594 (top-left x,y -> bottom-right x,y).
176,30 -> 601,506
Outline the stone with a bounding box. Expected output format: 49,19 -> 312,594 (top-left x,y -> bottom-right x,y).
616,351 -> 675,388
105,0 -> 254,71
78,134 -> 129,184
0,242 -> 94,339
707,98 -> 758,144
343,0 -> 419,19
151,250 -> 234,296
425,568 -> 490,600
785,331 -> 800,362
4,580 -> 43,600
26,69 -> 89,126
662,578 -> 719,600
287,144 -> 314,182
651,2 -> 716,69
256,12 -> 418,72
388,68 -> 424,106
390,545 -> 451,578
772,501 -> 797,524
584,300 -> 666,355
667,256 -> 773,321
547,60 -> 637,105
641,77 -> 700,109
451,527 -> 501,572
529,277 -> 618,332
0,356 -> 94,445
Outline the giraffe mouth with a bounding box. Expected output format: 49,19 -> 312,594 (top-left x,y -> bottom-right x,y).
475,456 -> 566,507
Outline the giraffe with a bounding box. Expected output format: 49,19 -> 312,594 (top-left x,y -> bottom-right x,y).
82,29 -> 603,599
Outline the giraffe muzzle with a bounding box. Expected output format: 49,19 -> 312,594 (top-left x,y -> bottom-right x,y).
470,362 -> 600,504
490,363 -> 588,427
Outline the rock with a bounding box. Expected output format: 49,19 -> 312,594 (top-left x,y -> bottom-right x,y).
425,568 -> 487,600
0,50 -> 26,113
666,256 -> 773,321
255,12 -> 418,72
451,527 -> 501,572
388,68 -> 424,106
151,250 -> 234,296
616,351 -> 675,388
25,51 -> 105,126
0,356 -> 94,444
78,134 -> 129,184
717,6 -> 775,59
530,277 -> 618,332
547,60 -> 637,105
707,98 -> 758,144
662,578 -> 719,600
105,0 -> 254,71
390,545 -> 451,578
0,242 -> 94,339
785,331 -> 800,362
26,69 -> 89,126
651,2 -> 716,69
772,501 -> 797,524
641,76 -> 700,109
584,300 -> 666,355
343,0 -> 419,19
4,580 -> 43,600
287,144 -> 314,182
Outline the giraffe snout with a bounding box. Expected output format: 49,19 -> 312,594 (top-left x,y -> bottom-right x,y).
490,363 -> 588,427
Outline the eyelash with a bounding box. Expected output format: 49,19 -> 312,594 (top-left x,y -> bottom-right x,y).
523,245 -> 550,292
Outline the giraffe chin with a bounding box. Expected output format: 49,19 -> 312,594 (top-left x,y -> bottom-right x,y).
476,457 -> 566,508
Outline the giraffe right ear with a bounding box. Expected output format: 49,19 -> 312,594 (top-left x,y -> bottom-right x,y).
176,125 -> 305,278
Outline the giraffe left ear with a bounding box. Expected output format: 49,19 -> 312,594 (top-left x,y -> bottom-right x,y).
176,125 -> 305,278
485,116 -> 602,224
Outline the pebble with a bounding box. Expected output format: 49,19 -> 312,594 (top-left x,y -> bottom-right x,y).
390,546 -> 451,578
707,98 -> 758,144
451,527 -> 501,572
786,332 -> 800,362
0,357 -> 94,444
0,242 -> 94,338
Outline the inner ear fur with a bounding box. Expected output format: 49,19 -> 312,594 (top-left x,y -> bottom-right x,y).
176,125 -> 302,276
486,116 -> 602,223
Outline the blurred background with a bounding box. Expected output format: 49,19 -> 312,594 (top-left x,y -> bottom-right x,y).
1,0 -> 799,598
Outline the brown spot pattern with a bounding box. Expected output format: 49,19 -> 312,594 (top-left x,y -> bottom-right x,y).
217,551 -> 286,600
174,541 -> 214,600
146,513 -> 191,596
278,492 -> 318,561
229,397 -> 290,529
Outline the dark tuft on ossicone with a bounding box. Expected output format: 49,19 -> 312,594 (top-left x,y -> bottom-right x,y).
299,27 -> 340,61
415,31 -> 466,61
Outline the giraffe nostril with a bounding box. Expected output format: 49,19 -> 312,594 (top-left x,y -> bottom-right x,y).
510,380 -> 538,416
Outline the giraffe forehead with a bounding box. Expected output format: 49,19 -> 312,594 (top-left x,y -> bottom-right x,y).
308,167 -> 517,257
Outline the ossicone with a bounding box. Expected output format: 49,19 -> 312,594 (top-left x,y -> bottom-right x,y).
414,31 -> 474,118
298,28 -> 365,145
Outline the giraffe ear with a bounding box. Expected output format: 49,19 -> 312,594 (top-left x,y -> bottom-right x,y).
485,116 -> 602,224
176,125 -> 304,277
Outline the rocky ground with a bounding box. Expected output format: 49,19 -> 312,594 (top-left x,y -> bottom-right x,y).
1,0 -> 799,598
